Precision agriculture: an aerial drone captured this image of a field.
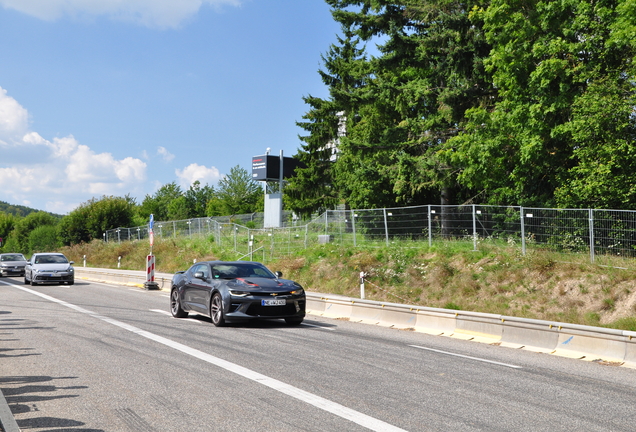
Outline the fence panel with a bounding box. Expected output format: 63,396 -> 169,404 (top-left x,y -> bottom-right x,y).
102,205 -> 636,269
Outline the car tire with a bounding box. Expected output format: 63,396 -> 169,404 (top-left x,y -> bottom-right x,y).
30,278 -> 37,286
68,280 -> 74,285
24,276 -> 29,284
285,317 -> 304,325
210,293 -> 225,327
170,289 -> 188,318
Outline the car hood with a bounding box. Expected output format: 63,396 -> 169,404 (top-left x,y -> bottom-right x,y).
2,260 -> 27,266
31,264 -> 73,271
228,277 -> 300,292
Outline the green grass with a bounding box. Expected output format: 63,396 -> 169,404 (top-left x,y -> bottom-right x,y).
60,235 -> 636,331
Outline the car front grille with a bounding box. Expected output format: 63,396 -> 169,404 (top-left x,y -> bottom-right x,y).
246,303 -> 299,317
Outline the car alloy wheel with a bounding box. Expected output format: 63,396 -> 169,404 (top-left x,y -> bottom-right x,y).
210,293 -> 225,327
170,289 -> 188,318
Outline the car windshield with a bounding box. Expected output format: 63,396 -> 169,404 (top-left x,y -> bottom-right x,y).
1,254 -> 25,262
211,263 -> 275,279
34,255 -> 68,264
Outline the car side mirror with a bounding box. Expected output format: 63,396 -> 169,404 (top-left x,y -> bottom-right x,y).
69,261 -> 75,265
194,271 -> 206,280
275,271 -> 283,278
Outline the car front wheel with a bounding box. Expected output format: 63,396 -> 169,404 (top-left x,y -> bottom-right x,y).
210,293 -> 225,327
171,289 -> 188,318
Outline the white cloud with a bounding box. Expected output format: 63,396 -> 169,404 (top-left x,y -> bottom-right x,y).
157,146 -> 175,162
0,86 -> 148,214
0,87 -> 28,138
0,0 -> 242,29
175,163 -> 221,188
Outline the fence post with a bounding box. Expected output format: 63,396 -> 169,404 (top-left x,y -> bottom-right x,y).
352,209 -> 357,247
472,204 -> 477,251
589,209 -> 595,264
325,211 -> 328,234
520,206 -> 526,256
305,224 -> 308,249
428,205 -> 432,247
383,208 -> 389,246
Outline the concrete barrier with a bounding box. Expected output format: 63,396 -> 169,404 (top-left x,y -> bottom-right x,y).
454,311 -> 503,343
621,332 -> 636,367
376,303 -> 419,329
499,317 -> 560,353
348,300 -> 383,325
306,296 -> 326,315
414,309 -> 457,335
552,324 -> 627,362
319,297 -> 354,320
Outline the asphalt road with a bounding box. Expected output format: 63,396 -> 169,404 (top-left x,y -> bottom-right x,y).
2,276 -> 636,432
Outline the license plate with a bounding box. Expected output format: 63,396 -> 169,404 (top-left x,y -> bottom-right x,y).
261,299 -> 286,306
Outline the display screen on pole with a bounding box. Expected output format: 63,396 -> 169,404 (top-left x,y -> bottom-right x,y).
251,155 -> 304,181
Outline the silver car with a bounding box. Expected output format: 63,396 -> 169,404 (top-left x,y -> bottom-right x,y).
0,253 -> 28,277
25,253 -> 75,286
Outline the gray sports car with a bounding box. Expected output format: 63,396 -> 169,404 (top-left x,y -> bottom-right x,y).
170,261 -> 305,326
0,253 -> 28,277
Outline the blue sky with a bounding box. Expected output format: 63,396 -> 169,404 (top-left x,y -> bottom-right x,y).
0,0 -> 343,214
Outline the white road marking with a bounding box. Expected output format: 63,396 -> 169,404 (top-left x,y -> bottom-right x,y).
301,322 -> 335,331
409,345 -> 522,369
11,285 -> 407,432
150,309 -> 202,324
150,309 -> 171,316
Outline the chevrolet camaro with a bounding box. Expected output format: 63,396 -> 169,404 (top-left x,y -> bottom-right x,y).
170,261 -> 305,326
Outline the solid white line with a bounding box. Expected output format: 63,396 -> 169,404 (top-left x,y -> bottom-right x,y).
150,309 -> 171,316
409,345 -> 522,369
149,309 -> 203,324
301,322 -> 335,331
11,285 -> 407,432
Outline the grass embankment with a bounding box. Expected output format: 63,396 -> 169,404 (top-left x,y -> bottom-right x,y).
61,237 -> 636,331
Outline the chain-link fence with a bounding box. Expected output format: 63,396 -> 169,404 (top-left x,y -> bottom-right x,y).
104,205 -> 636,268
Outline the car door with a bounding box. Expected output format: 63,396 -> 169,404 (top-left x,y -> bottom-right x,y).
187,263 -> 212,315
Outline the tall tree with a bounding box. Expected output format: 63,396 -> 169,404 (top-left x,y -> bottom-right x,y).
208,166 -> 262,216
58,196 -> 136,245
293,0 -> 493,212
446,0 -> 636,207
287,31 -> 369,215
138,182 -> 183,221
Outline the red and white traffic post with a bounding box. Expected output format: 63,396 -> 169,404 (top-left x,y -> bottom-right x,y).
144,214 -> 159,290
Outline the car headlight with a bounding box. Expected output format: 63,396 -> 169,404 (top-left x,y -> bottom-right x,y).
229,290 -> 250,297
69,267 -> 74,273
290,284 -> 304,295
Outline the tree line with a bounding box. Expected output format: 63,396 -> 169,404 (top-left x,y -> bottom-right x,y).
4,0 -> 636,252
286,0 -> 636,216
0,166 -> 262,254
